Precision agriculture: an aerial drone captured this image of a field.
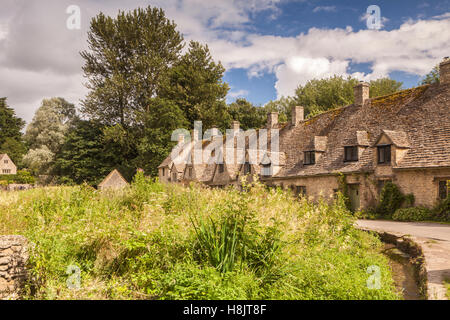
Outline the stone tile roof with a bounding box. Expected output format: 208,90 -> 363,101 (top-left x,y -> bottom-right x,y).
276,84 -> 450,177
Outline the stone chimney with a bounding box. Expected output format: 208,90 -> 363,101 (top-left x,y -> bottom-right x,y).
267,112 -> 278,128
292,106 -> 304,126
354,82 -> 370,105
231,120 -> 240,133
178,133 -> 185,145
439,57 -> 450,85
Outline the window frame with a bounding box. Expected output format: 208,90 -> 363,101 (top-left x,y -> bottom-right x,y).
344,146 -> 359,162
377,145 -> 391,165
243,162 -> 251,175
439,180 -> 449,200
304,151 -> 315,165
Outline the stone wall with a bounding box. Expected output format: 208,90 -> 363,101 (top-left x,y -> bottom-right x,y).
0,236 -> 28,300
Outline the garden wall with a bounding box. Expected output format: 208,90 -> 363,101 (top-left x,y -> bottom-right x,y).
0,235 -> 28,299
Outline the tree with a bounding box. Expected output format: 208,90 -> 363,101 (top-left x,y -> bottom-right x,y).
369,78 -> 403,98
420,64 -> 440,85
262,96 -> 297,124
293,76 -> 403,118
0,98 -> 26,164
160,41 -> 230,131
227,98 -> 266,130
80,7 -> 184,127
54,120 -> 123,185
23,98 -> 77,175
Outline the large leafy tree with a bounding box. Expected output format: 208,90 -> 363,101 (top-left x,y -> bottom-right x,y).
160,41 -> 230,131
54,120 -> 125,185
23,98 -> 77,175
293,76 -> 403,118
0,98 -> 26,164
227,98 -> 266,131
80,7 -> 184,127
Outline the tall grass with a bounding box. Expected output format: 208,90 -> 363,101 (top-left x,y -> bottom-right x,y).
0,173 -> 399,300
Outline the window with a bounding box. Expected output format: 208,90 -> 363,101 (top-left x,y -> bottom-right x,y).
162,168 -> 165,176
189,167 -> 193,177
439,180 -> 449,200
344,146 -> 358,162
377,145 -> 391,164
172,172 -> 177,181
2,169 -> 11,174
304,151 -> 315,165
4,160 -> 8,164
261,164 -> 272,176
218,163 -> 224,173
243,162 -> 251,175
295,186 -> 306,196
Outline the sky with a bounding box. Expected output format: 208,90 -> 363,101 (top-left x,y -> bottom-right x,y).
0,0 -> 449,125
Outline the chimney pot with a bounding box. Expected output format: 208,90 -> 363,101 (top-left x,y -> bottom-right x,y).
354,82 -> 370,105
267,112 -> 278,128
292,106 -> 304,126
439,57 -> 450,85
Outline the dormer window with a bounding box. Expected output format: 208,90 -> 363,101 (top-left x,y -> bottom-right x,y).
304,151 -> 315,165
377,145 -> 391,164
344,146 -> 358,162
261,163 -> 272,176
244,162 -> 251,174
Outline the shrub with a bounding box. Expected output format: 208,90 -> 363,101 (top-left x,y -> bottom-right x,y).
377,182 -> 405,217
433,195 -> 450,222
392,207 -> 433,222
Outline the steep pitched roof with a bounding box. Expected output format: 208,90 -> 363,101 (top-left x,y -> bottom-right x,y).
98,169 -> 128,188
275,84 -> 450,177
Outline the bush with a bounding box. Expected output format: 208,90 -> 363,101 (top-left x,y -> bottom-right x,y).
433,195 -> 450,222
376,182 -> 405,217
0,170 -> 35,184
392,207 -> 433,222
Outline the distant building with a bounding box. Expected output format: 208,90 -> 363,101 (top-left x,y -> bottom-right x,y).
98,169 -> 129,190
0,154 -> 17,175
159,57 -> 450,211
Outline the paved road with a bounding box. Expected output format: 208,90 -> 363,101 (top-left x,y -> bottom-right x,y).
356,219 -> 450,300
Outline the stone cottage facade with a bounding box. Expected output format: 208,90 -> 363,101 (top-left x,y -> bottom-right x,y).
0,154 -> 17,175
159,58 -> 450,211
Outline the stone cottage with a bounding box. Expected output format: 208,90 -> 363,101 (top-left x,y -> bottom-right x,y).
0,154 -> 17,175
159,57 -> 450,211
98,169 -> 129,190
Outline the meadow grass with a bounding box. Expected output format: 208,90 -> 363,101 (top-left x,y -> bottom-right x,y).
0,173 -> 399,300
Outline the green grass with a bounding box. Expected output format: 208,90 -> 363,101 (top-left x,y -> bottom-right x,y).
444,278 -> 450,299
0,173 -> 399,300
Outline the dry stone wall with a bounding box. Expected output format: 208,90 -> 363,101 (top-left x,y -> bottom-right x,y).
0,235 -> 28,299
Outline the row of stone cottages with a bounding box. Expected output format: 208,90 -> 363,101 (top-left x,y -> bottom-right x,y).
158,57 -> 450,211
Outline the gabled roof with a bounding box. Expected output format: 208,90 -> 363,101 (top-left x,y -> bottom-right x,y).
98,169 -> 128,188
275,84 -> 450,177
374,130 -> 410,148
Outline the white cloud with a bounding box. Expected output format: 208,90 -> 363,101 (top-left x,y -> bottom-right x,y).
0,0 -> 448,124
313,6 -> 336,13
228,89 -> 249,99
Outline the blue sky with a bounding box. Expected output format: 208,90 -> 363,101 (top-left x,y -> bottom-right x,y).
0,0 -> 449,123
220,0 -> 450,105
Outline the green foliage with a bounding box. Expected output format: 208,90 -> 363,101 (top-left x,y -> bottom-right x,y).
0,179 -> 399,300
433,195 -> 450,222
376,182 -> 405,217
420,64 -> 440,85
23,98 -> 77,175
336,173 -> 352,211
293,76 -> 403,118
0,170 -> 35,184
392,207 -> 433,222
0,98 -> 27,165
227,98 -> 266,130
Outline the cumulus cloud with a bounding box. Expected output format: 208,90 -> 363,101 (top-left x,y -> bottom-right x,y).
0,0 -> 448,124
